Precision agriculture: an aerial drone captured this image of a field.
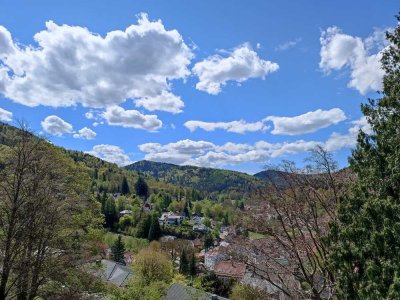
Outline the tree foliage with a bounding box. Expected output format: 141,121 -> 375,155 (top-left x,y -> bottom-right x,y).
135,177 -> 149,201
328,17 -> 400,299
0,126 -> 102,299
111,235 -> 126,264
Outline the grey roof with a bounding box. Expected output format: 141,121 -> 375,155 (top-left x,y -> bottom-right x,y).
100,259 -> 133,287
165,283 -> 228,300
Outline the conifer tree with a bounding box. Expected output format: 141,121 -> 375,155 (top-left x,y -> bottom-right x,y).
121,176 -> 130,195
135,177 -> 149,201
179,249 -> 189,274
111,235 -> 126,264
148,215 -> 162,241
136,214 -> 152,239
328,18 -> 400,298
204,234 -> 214,250
189,252 -> 197,276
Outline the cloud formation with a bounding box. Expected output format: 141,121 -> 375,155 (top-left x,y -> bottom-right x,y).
86,144 -> 133,166
0,107 -> 12,121
139,116 -> 371,168
134,91 -> 184,114
41,115 -> 73,137
102,106 -> 162,131
265,108 -> 347,135
184,119 -> 269,134
319,27 -> 387,94
73,127 -> 96,140
0,14 -> 193,111
192,44 -> 279,95
184,108 -> 346,135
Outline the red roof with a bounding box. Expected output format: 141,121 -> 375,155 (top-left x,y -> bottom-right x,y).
214,260 -> 246,280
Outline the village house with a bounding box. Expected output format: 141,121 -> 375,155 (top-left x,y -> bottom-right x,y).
119,209 -> 132,216
193,223 -> 209,233
214,261 -> 246,281
159,212 -> 184,225
204,247 -> 227,270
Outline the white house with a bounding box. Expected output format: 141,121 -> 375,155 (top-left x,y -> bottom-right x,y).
159,212 -> 184,225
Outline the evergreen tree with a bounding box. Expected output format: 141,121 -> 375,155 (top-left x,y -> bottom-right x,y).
204,233 -> 214,250
136,214 -> 152,239
104,197 -> 117,229
148,215 -> 162,241
183,201 -> 190,218
328,19 -> 400,298
111,235 -> 126,264
179,249 -> 189,274
189,252 -> 197,276
121,176 -> 130,195
135,177 -> 149,201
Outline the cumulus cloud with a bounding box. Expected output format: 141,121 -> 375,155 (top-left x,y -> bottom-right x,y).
265,108 -> 346,135
73,127 -> 96,140
102,106 -> 162,131
184,119 -> 269,134
0,14 -> 193,112
319,27 -> 388,94
325,116 -> 372,151
139,116 -> 370,168
41,115 -> 73,137
135,91 -> 184,114
192,44 -> 279,94
184,108 -> 345,135
0,107 -> 12,121
139,138 -> 321,168
86,144 -> 133,166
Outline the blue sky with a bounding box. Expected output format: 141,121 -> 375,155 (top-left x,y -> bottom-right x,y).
0,0 -> 398,174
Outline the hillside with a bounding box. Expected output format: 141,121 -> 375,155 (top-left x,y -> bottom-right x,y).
125,160 -> 263,197
0,122 -> 178,195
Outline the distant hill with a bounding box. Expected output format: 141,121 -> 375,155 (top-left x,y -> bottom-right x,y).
125,160 -> 263,197
0,122 -> 176,194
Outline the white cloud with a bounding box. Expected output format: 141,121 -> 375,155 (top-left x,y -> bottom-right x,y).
325,116 -> 372,151
265,108 -> 346,135
85,111 -> 94,119
41,115 -> 73,137
139,116 -> 369,168
86,144 -> 133,166
275,38 -> 302,51
184,108 -> 345,135
135,91 -> 184,114
319,27 -> 387,94
73,127 -> 96,140
0,14 -> 193,111
0,107 -> 12,121
184,119 -> 269,134
192,44 -> 279,95
139,138 -> 321,168
102,106 -> 162,131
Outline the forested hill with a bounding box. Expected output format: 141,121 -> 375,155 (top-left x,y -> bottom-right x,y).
0,122 -> 176,194
125,160 -> 263,197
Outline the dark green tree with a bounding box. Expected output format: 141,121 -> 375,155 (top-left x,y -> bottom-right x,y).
183,201 -> 190,218
179,249 -> 189,274
189,252 -> 196,276
121,176 -> 130,195
148,215 -> 162,241
136,214 -> 152,239
104,197 -> 117,229
135,177 -> 149,201
328,19 -> 400,299
204,234 -> 214,250
111,235 -> 126,264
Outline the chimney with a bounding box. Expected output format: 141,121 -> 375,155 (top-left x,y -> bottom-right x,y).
211,295 -> 218,300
